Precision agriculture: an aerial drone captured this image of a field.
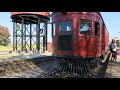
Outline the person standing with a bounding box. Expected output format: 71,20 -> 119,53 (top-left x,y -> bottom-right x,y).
110,39 -> 117,52
109,39 -> 118,61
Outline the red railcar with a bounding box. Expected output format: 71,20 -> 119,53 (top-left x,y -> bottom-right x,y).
51,12 -> 109,58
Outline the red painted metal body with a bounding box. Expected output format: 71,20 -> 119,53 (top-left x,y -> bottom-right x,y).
51,12 -> 109,57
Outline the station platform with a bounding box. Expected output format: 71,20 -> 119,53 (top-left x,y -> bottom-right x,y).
105,55 -> 120,78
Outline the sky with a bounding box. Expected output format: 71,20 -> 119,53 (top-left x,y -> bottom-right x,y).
0,12 -> 119,44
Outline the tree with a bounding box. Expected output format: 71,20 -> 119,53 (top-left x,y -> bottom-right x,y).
0,25 -> 11,46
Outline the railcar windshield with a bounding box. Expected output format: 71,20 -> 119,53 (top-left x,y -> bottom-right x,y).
59,21 -> 72,31
80,20 -> 91,35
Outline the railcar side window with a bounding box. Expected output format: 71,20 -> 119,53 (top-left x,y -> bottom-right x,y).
52,23 -> 56,37
95,22 -> 100,36
59,21 -> 72,31
80,20 -> 91,35
53,23 -> 56,36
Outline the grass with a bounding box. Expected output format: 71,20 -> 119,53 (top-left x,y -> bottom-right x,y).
15,44 -> 43,50
0,45 -> 13,52
0,52 -> 20,60
0,44 -> 43,52
0,44 -> 45,60
0,51 -> 28,59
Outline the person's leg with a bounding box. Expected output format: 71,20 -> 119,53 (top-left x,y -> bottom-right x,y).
111,53 -> 114,61
112,57 -> 115,61
111,56 -> 113,61
115,55 -> 117,62
115,57 -> 117,62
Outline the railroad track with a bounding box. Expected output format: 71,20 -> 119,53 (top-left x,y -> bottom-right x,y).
0,54 -> 110,78
0,56 -> 59,78
38,55 -> 110,78
40,57 -> 99,78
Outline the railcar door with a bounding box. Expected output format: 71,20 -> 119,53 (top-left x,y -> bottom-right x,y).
57,20 -> 73,55
58,20 -> 73,50
94,21 -> 100,57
